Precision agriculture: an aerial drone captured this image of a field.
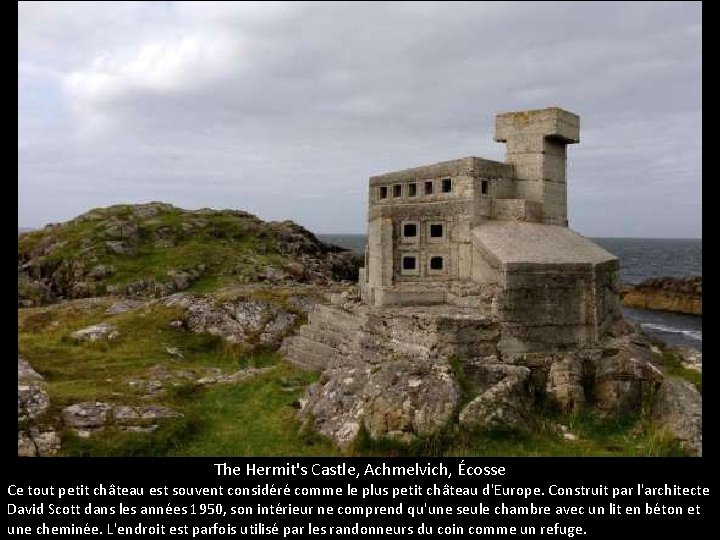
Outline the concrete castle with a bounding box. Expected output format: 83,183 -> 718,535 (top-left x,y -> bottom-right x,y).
358,107 -> 620,352
282,108 -> 700,453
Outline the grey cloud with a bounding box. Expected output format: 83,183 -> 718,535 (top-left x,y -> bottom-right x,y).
18,1 -> 701,237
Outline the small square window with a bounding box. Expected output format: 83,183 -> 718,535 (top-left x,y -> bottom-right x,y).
393,184 -> 402,197
403,223 -> 417,237
424,181 -> 433,195
442,179 -> 452,193
430,224 -> 443,238
408,183 -> 417,197
402,256 -> 416,270
379,186 -> 388,199
430,256 -> 443,270
481,180 -> 488,195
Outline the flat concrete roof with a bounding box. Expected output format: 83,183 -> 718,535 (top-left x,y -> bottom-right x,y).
473,221 -> 616,266
369,156 -> 512,184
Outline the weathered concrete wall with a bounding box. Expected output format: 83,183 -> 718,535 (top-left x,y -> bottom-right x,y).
491,199 -> 544,222
593,259 -> 622,335
499,266 -> 596,353
283,302 -> 501,372
495,259 -> 621,354
494,107 -> 579,226
470,221 -> 620,353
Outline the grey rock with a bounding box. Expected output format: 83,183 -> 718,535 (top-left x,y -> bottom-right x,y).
673,346 -> 702,371
63,402 -> 112,429
18,384 -> 50,421
105,240 -> 133,255
18,357 -> 43,382
196,367 -> 270,385
166,346 -> 184,359
71,323 -> 119,342
300,359 -> 461,448
18,429 -> 61,457
286,295 -> 320,314
17,358 -> 60,456
181,296 -> 297,347
260,312 -> 298,344
18,433 -> 36,457
146,381 -> 164,395
120,425 -> 159,433
545,356 -> 585,412
261,266 -> 288,283
363,361 -> 460,442
114,405 -> 182,424
459,364 -> 531,430
148,364 -> 174,381
132,202 -> 174,218
651,377 -> 702,456
106,299 -> 146,315
18,357 -> 50,421
89,264 -> 116,279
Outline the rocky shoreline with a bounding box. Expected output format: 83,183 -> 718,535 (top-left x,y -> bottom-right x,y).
621,276 -> 701,316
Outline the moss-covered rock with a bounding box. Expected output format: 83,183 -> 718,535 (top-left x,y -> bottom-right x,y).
18,202 -> 360,306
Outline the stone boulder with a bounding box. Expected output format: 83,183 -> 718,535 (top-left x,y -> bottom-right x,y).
459,364 -> 531,430
62,402 -> 183,436
18,357 -> 60,457
362,361 -> 460,443
301,359 -> 460,447
591,349 -> 663,413
545,356 -> 585,412
106,299 -> 147,315
71,323 -> 119,342
18,429 -> 61,457
651,377 -> 702,456
164,294 -> 300,348
63,402 -> 113,432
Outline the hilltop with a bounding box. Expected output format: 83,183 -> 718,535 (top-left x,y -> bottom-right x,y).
18,202 -> 359,306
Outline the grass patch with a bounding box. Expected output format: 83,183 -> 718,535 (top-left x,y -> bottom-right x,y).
447,409 -> 688,457
658,350 -> 702,394
61,416 -> 202,457
168,364 -> 338,456
19,299 -> 336,456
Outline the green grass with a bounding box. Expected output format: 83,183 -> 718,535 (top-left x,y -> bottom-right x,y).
168,365 -> 338,456
18,297 -> 336,457
658,350 -> 702,394
352,409 -> 688,457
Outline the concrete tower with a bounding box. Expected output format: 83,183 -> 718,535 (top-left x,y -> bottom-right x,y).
494,107 -> 580,226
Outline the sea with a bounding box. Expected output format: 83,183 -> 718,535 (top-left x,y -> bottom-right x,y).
318,235 -> 702,352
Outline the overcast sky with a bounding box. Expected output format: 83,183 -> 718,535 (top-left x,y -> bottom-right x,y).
19,1 -> 701,237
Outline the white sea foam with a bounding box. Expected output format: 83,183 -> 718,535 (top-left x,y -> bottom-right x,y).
641,323 -> 702,342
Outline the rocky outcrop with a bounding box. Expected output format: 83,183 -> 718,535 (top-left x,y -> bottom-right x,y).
621,276 -> 701,316
284,301 -> 501,447
651,377 -> 702,456
18,202 -> 360,307
674,346 -> 702,372
18,357 -> 60,457
71,323 -> 119,342
62,402 -> 183,437
282,295 -> 702,454
459,364 -> 532,431
161,292 -> 315,349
